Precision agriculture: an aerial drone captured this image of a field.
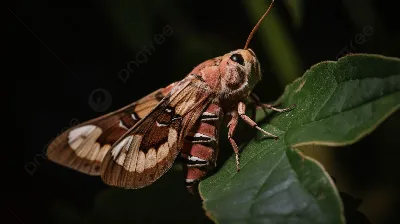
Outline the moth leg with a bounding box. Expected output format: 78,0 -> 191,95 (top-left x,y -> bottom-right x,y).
238,102 -> 278,140
250,92 -> 296,113
258,103 -> 296,113
249,93 -> 269,116
248,96 -> 264,141
250,101 -> 257,122
250,92 -> 262,103
227,111 -> 241,172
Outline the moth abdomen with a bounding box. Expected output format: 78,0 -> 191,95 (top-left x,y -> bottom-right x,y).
180,103 -> 223,193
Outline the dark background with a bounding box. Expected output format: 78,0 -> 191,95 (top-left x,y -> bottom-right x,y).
6,0 -> 400,223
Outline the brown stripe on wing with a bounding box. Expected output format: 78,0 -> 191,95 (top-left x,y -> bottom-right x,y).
47,85 -> 173,176
101,78 -> 216,189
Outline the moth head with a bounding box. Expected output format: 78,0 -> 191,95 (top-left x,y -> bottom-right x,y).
219,49 -> 261,93
217,0 -> 275,101
190,0 -> 274,103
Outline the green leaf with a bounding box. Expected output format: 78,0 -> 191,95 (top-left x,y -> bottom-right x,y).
200,54 -> 400,223
276,54 -> 400,147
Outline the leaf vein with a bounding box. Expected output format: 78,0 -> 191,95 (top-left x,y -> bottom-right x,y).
249,153 -> 286,214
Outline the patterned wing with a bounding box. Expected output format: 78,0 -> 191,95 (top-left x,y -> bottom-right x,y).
101,77 -> 216,188
47,83 -> 176,175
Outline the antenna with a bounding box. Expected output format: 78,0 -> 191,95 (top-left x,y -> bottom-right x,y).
244,0 -> 275,50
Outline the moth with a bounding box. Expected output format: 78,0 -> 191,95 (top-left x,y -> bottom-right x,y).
47,0 -> 295,194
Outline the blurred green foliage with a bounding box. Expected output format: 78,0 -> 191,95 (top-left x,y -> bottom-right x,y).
245,0 -> 302,85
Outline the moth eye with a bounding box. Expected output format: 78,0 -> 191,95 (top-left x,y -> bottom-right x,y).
230,53 -> 244,65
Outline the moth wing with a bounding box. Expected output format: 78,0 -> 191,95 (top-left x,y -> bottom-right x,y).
47,83 -> 176,175
101,77 -> 215,188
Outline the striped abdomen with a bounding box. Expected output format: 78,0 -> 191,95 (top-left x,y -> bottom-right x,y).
180,103 -> 223,193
